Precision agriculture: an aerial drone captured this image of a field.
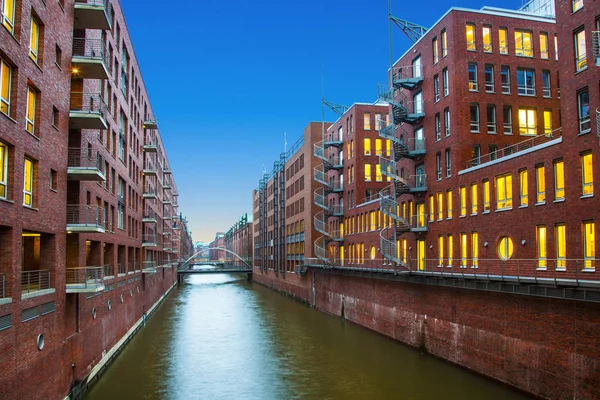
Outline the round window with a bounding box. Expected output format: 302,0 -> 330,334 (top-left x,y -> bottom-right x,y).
497,236 -> 514,260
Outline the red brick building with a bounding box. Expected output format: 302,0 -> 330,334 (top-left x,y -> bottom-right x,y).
0,1 -> 191,398
209,232 -> 225,261
223,213 -> 252,266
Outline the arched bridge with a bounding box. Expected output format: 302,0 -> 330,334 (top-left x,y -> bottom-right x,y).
177,247 -> 252,277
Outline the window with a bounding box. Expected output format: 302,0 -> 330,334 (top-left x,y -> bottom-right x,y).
483,65 -> 494,93
487,105 -> 496,134
555,224 -> 566,268
416,203 -> 426,229
445,149 -> 451,177
432,37 -> 439,64
429,195 -> 434,221
435,113 -> 441,141
2,0 -> 15,33
517,69 -> 535,96
437,192 -> 443,221
471,183 -> 478,214
460,186 -> 467,216
55,45 -> 62,67
50,169 -> 57,191
471,145 -> 480,166
364,138 -> 371,155
503,106 -> 513,134
536,165 -> 546,203
447,235 -> 453,266
442,68 -> 449,97
386,139 -> 391,157
543,110 -> 552,134
468,63 -> 478,91
515,30 -> 533,57
447,190 -> 453,219
583,221 -> 595,269
572,0 -> 583,12
26,87 -> 37,135
0,142 -> 7,199
375,139 -> 382,156
519,169 -> 528,206
438,236 -> 444,266
444,108 -> 450,136
501,66 -> 510,94
460,233 -> 468,267
497,236 -> 514,260
52,106 -> 59,128
483,180 -> 490,212
412,56 -> 422,78
496,174 -> 513,210
433,74 -> 439,103
23,158 -> 34,207
0,58 -> 11,115
537,225 -> 547,268
499,28 -> 508,54
582,153 -> 594,195
436,153 -> 441,180
466,24 -> 476,51
441,29 -> 447,57
364,164 -> 371,182
554,160 -> 565,201
375,164 -> 382,182
363,112 -> 371,130
542,70 -> 551,98
483,26 -> 492,52
29,18 -> 40,63
470,104 -> 479,132
518,108 -> 537,135
472,232 -> 479,267
540,33 -> 549,59
413,91 -> 423,114
574,29 -> 587,71
578,89 -> 590,133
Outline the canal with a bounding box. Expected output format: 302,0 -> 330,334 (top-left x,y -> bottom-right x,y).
85,270 -> 529,400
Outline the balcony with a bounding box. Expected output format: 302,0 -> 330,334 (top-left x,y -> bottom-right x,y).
594,31 -> 600,66
67,205 -> 105,233
143,160 -> 158,176
143,184 -> 157,199
21,270 -> 53,298
163,194 -> 172,205
67,148 -> 105,181
74,0 -> 112,30
143,209 -> 157,223
143,115 -> 157,129
392,64 -> 424,90
143,132 -> 158,152
324,133 -> 343,147
71,37 -> 109,80
69,92 -> 108,130
142,261 -> 157,274
66,267 -> 105,293
163,178 -> 172,190
142,234 -> 158,247
378,85 -> 424,125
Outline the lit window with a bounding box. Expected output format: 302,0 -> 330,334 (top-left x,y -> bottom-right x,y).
375,164 -> 382,182
487,105 -> 496,134
416,203 -> 425,228
582,153 -> 594,195
363,112 -> 371,130
375,139 -> 382,156
447,189 -> 453,219
578,90 -> 590,133
497,236 -> 514,260
518,108 -> 537,135
370,246 -> 376,260
472,232 -> 479,267
583,221 -> 595,269
471,183 -> 478,214
555,224 -> 566,268
445,149 -> 451,177
499,28 -> 508,54
540,33 -> 549,59
0,58 -> 11,115
23,158 -> 34,207
460,233 -> 468,268
468,63 -> 478,91
542,71 -> 551,98
0,142 -> 7,199
517,69 -> 535,96
375,113 -> 382,130
346,142 -> 351,160
482,26 -> 492,52
2,0 -> 15,33
26,87 -> 36,135
438,236 -> 444,266
460,186 -> 467,216
515,30 -> 533,57
544,110 -> 552,134
385,139 -> 391,157
501,66 -> 510,94
520,170 -> 528,206
470,104 -> 479,132
370,211 -> 376,231
537,225 -> 547,268
437,192 -> 443,221
364,138 -> 371,155
574,29 -> 587,71
484,64 -> 494,92
417,239 -> 425,270
447,235 -> 453,266
496,174 -> 513,210
466,24 -> 476,51
401,239 -> 407,264
503,106 -> 513,134
444,107 -> 450,136
443,68 -> 449,97
432,37 -> 439,64
572,0 -> 583,12
536,165 -> 546,203
30,18 -> 41,64
364,164 -> 371,182
483,180 -> 490,212
554,160 -> 565,201
441,30 -> 447,57
429,195 -> 434,221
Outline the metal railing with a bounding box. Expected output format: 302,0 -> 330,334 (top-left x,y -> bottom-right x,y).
75,0 -> 113,23
144,132 -> 157,147
143,234 -> 158,245
143,184 -> 156,197
66,267 -> 104,288
72,37 -> 109,65
0,273 -> 5,298
66,205 -> 105,228
465,128 -> 562,169
21,270 -> 51,294
69,92 -> 107,115
117,263 -> 126,275
143,208 -> 157,220
408,174 -> 427,191
144,159 -> 157,171
103,264 -> 114,278
392,64 -> 423,81
67,147 -> 105,172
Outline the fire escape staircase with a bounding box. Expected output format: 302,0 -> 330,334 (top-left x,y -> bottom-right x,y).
378,86 -> 424,125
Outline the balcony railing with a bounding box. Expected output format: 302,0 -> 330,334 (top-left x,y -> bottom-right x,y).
143,114 -> 158,129
143,184 -> 157,198
66,205 -> 105,233
66,267 -> 105,293
142,261 -> 157,273
69,92 -> 108,130
0,273 -> 5,298
71,37 -> 109,79
74,0 -> 112,30
392,64 -> 424,90
21,270 -> 51,294
143,160 -> 157,175
143,234 -> 158,247
67,147 -> 105,181
464,128 -> 562,169
117,263 -> 126,275
143,132 -> 158,152
143,209 -> 157,223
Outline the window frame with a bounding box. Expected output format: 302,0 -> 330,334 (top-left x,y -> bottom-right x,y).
466,24 -> 476,51
23,157 -> 34,207
447,189 -> 453,219
536,165 -> 546,204
0,58 -> 12,116
501,65 -> 510,94
583,220 -> 595,269
503,106 -> 513,134
444,107 -> 450,137
517,68 -> 535,96
519,169 -> 529,206
487,105 -> 496,134
496,173 -> 513,210
484,64 -> 494,93
29,17 -> 40,64
26,86 -> 37,135
536,225 -> 547,269
470,104 -> 480,133
2,0 -> 15,34
555,224 -> 566,268
0,141 -> 7,199
445,148 -> 451,177
518,107 -> 537,136
468,62 -> 478,92
514,30 -> 533,57
482,26 -> 492,53
498,27 -> 508,54
582,152 -> 594,196
442,68 -> 449,97
577,89 -> 590,133
574,28 -> 587,72
363,112 -> 371,130
540,32 -> 549,59
554,160 -> 565,201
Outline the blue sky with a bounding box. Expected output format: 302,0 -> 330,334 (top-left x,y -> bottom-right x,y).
122,0 -> 523,242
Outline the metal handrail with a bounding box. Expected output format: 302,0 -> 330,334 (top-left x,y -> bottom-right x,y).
69,92 -> 107,115
72,37 -> 109,66
392,64 -> 423,81
143,234 -> 159,245
66,204 -> 105,227
408,174 -> 427,190
314,141 -> 325,159
117,263 -> 126,275
103,264 -> 114,277
143,208 -> 157,220
144,159 -> 156,171
465,127 -> 562,169
142,261 -> 157,270
144,132 -> 157,147
143,184 -> 156,196
67,147 -> 105,172
66,266 -> 104,287
21,270 -> 51,294
75,0 -> 113,20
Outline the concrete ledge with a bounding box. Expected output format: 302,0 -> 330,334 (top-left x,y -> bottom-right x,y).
21,288 -> 56,300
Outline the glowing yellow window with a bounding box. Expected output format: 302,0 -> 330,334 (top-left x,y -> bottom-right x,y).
396,239 -> 401,261
364,164 -> 371,182
554,160 -> 565,201
498,28 -> 508,54
346,142 -> 351,160
482,26 -> 492,52
515,30 -> 533,57
441,30 -> 447,57
582,153 -> 593,196
386,139 -> 391,157
460,233 -> 467,267
29,18 -> 40,63
496,174 -> 513,210
447,190 -> 453,219
364,138 -> 371,155
466,24 -> 476,51
536,165 -> 546,204
555,224 -> 566,268
340,245 -> 344,264
401,239 -> 407,264
518,108 -> 536,135
409,201 -> 413,220
483,181 -> 490,212
370,211 -> 376,231
537,225 -> 547,268
0,142 -> 6,198
540,33 -> 549,59
437,192 -> 443,221
429,195 -> 434,221
416,203 -> 425,228
583,221 -> 595,269
340,222 -> 344,238
364,112 -> 371,130
572,0 -> 583,13
438,236 -> 444,266
460,186 -> 466,216
497,236 -> 514,260
471,183 -> 478,214
447,235 -> 453,266
375,164 -> 382,182
0,59 -> 11,115
544,110 -> 552,134
417,239 -> 425,270
23,158 -> 33,207
26,87 -> 36,134
519,170 -> 528,206
370,246 -> 376,260
472,232 -> 479,267
2,0 -> 15,33
375,139 -> 382,156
